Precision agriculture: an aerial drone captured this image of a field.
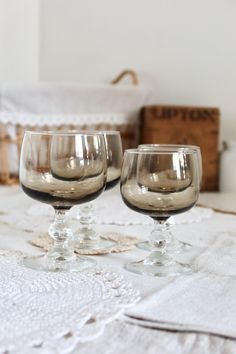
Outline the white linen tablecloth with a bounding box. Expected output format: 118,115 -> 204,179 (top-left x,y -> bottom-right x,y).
0,186 -> 236,353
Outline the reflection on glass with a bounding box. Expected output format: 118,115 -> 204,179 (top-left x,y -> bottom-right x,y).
137,144 -> 202,253
120,147 -> 201,276
20,131 -> 107,272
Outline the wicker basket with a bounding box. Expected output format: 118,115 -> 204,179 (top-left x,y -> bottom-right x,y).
0,70 -> 147,185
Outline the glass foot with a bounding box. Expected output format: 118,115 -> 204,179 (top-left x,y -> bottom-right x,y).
75,226 -> 99,241
21,254 -> 96,272
74,238 -> 115,251
137,239 -> 192,254
125,255 -> 193,277
74,225 -> 116,251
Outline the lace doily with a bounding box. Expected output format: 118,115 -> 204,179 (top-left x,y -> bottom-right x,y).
31,232 -> 139,255
0,250 -> 139,354
73,203 -> 214,226
0,112 -> 132,127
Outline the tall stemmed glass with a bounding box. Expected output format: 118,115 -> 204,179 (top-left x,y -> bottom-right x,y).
137,144 -> 202,253
120,147 -> 201,276
20,131 -> 107,271
75,131 -> 123,251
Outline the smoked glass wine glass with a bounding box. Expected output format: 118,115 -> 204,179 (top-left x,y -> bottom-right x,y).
137,144 -> 202,252
75,131 -> 123,251
120,147 -> 201,276
20,131 -> 107,272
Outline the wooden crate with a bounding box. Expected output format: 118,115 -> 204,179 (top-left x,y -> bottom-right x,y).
140,105 -> 220,191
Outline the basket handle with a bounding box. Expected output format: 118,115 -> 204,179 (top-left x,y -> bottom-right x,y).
111,69 -> 139,86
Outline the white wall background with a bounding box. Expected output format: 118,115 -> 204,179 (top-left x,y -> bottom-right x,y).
0,0 -> 39,80
1,0 -> 236,142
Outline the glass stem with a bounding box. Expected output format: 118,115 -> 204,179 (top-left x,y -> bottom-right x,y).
149,220 -> 172,252
76,203 -> 99,241
78,202 -> 96,225
47,209 -> 75,264
144,219 -> 173,265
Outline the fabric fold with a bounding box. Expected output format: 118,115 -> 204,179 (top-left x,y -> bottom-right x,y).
126,232 -> 236,339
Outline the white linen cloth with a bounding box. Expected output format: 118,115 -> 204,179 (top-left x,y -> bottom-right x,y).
0,187 -> 236,353
69,319 -> 235,354
0,82 -> 148,125
127,232 -> 236,338
0,82 -> 148,175
0,250 -> 139,354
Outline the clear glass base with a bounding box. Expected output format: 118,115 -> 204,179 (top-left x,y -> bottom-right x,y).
74,225 -> 115,251
137,239 -> 192,253
75,226 -> 99,241
125,253 -> 193,277
21,254 -> 96,272
74,238 -> 115,251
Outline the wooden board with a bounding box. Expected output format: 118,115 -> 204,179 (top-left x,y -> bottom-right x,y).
140,105 -> 220,191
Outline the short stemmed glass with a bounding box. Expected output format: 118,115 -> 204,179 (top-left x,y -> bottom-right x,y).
20,131 -> 107,271
75,131 -> 123,251
137,144 -> 202,253
120,147 -> 201,276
